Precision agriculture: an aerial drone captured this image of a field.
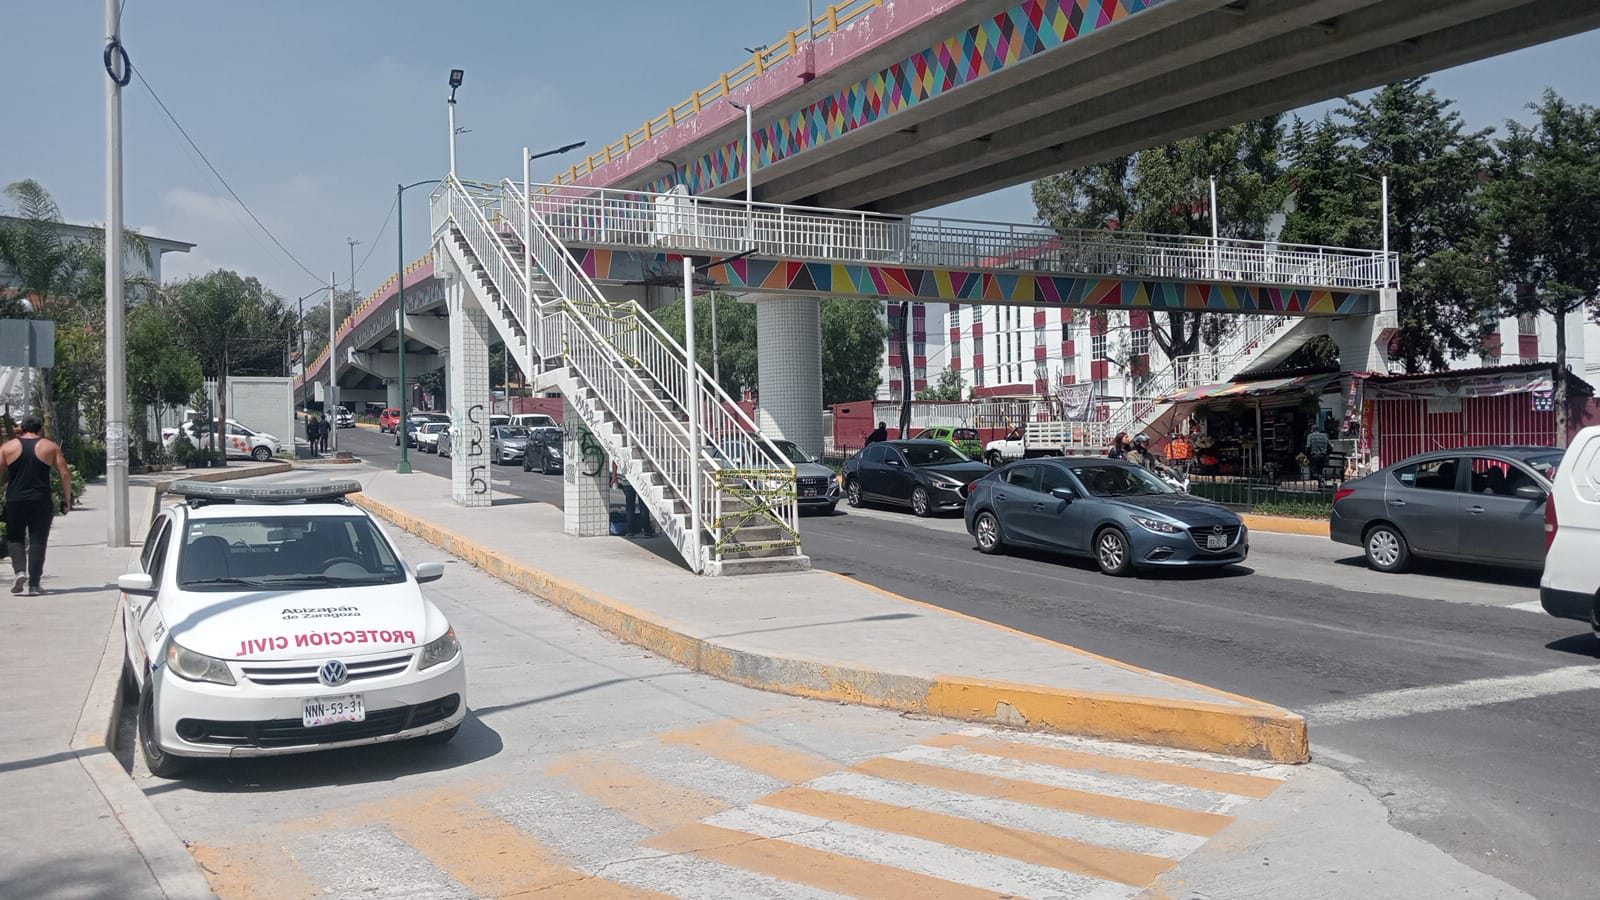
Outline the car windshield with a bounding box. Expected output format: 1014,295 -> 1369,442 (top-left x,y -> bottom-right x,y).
178,514 -> 406,590
1523,451 -> 1563,480
769,440 -> 814,464
532,427 -> 562,442
1071,464 -> 1175,497
954,429 -> 979,441
902,442 -> 970,466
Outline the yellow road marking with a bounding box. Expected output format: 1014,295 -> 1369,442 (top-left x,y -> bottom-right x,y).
923,733 -> 1284,798
852,756 -> 1233,837
757,786 -> 1178,887
547,753 -> 729,831
189,842 -> 321,900
647,822 -> 1012,899
659,719 -> 838,784
384,794 -> 668,899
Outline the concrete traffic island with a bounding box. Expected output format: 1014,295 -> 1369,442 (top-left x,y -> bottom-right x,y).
349,465 -> 1308,763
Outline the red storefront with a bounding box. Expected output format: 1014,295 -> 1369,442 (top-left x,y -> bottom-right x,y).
1360,364 -> 1597,468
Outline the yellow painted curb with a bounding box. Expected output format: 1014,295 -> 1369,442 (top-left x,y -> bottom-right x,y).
1241,514 -> 1330,537
354,492 -> 1309,763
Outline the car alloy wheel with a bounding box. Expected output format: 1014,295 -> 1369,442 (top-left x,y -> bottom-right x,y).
251,446 -> 271,462
1095,527 -> 1132,576
974,511 -> 1003,554
846,478 -> 863,508
1365,525 -> 1410,573
911,486 -> 932,517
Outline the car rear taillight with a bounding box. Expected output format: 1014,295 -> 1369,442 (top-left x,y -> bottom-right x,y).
1333,487 -> 1356,506
1545,492 -> 1558,551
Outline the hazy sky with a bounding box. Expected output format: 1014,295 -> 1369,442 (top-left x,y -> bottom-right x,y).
8,2 -> 1599,300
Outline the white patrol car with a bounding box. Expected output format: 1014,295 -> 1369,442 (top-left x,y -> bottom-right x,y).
118,480 -> 465,777
162,418 -> 282,461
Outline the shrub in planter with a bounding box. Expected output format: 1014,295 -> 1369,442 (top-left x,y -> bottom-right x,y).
169,431 -> 196,467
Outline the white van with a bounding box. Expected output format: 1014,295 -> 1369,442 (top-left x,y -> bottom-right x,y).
1540,425 -> 1600,629
509,413 -> 557,430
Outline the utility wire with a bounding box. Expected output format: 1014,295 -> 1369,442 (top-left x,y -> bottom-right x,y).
130,65 -> 324,284
351,195 -> 397,282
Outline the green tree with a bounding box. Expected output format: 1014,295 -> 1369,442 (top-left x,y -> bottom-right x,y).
651,292 -> 759,397
301,288 -> 359,366
820,298 -> 886,406
1032,117 -> 1287,358
916,365 -> 966,401
1282,79 -> 1496,372
127,305 -> 204,444
160,270 -> 282,457
1481,91 -> 1600,444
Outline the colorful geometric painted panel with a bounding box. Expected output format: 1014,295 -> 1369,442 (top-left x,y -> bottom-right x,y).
639,0 -> 1165,195
571,248 -> 1373,316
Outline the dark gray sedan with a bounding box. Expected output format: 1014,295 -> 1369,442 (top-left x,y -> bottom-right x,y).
964,458 -> 1247,576
1330,446 -> 1562,572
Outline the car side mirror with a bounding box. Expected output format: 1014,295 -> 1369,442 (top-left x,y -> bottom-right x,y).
415,561 -> 446,584
1050,487 -> 1076,502
1514,484 -> 1547,502
118,572 -> 157,597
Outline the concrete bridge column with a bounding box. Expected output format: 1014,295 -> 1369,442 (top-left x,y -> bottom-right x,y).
386,379 -> 403,412
447,273 -> 493,508
755,296 -> 824,458
1330,288 -> 1400,373
562,398 -> 612,537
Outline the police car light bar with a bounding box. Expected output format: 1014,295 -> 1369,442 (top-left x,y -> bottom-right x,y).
167,479 -> 364,504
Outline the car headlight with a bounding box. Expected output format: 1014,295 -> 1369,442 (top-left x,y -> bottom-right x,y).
1130,514 -> 1183,534
418,627 -> 460,670
930,476 -> 964,491
165,640 -> 235,685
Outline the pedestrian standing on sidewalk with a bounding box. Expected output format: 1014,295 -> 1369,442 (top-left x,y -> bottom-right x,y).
2,415 -> 72,596
305,415 -> 319,456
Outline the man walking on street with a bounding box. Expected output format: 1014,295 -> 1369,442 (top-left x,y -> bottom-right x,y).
2,415 -> 72,596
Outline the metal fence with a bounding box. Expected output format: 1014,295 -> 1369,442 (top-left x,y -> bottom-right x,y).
1185,467 -> 1339,518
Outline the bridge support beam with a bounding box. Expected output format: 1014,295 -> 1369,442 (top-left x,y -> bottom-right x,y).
1330,288 -> 1400,373
755,296 -> 824,458
447,273 -> 494,507
386,379 -> 403,411
563,398 -> 612,537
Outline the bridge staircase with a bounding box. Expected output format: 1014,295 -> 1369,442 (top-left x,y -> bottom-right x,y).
432,177 -> 805,575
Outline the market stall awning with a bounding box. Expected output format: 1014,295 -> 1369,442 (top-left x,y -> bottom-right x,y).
1156,372 -> 1342,405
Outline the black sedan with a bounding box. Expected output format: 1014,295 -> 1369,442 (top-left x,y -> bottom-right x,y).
522,426 -> 564,474
841,440 -> 991,517
964,458 -> 1247,576
1330,445 -> 1561,572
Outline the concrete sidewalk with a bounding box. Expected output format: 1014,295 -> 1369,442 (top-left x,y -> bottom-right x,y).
0,479 -> 211,900
339,464 -> 1307,762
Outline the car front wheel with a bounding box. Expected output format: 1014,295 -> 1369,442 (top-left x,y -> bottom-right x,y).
1094,527 -> 1133,577
974,510 -> 1004,554
251,446 -> 271,462
1364,524 -> 1410,573
846,478 -> 863,508
911,486 -> 932,517
139,685 -> 188,778
986,450 -> 1003,467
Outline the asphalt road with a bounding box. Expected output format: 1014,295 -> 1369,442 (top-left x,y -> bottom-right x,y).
343,427 -> 1599,898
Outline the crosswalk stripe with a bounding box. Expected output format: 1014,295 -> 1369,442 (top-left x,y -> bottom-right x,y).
647,821 -> 1014,899
756,786 -> 1179,887
703,804 -> 1138,900
924,733 -> 1285,798
851,756 -> 1230,837
811,770 -> 1207,858
659,719 -> 838,784
885,744 -> 1243,814
288,823 -> 475,899
188,841 -> 322,900
546,753 -> 729,831
383,794 -> 669,899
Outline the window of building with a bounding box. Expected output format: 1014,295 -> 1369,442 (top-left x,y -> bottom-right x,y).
1131,327 -> 1150,358
1092,333 -> 1108,360
1061,316 -> 1073,342
1518,312 -> 1538,335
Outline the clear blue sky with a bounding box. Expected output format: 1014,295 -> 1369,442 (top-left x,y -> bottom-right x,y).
8,1 -> 1600,299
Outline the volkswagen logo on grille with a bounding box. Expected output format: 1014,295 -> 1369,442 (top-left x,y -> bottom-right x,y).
318,660 -> 349,687
1212,525 -> 1225,535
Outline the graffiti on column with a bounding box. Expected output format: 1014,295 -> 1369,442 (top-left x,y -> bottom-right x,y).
466,402 -> 489,494
564,421 -> 607,477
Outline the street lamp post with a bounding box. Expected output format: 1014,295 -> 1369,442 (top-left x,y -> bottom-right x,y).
521,140 -> 587,394
347,236 -> 360,292
104,0 -> 130,546
448,69 -> 464,177
327,271 -> 338,455
395,179 -> 443,475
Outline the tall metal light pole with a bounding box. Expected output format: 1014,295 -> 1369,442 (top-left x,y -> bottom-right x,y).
294,286 -> 329,414
448,69 -> 464,177
346,237 -> 360,292
395,179 -> 442,475
103,0 -> 131,546
327,271 -> 338,454
520,140 -> 586,404
682,256 -> 702,573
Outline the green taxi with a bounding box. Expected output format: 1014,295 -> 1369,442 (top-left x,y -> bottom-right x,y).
910,426 -> 983,458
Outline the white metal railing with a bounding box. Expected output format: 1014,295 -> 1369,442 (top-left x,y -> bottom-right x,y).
435,176 -> 800,569
525,183 -> 1400,290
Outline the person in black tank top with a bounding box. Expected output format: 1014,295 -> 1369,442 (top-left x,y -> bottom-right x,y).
3,415 -> 72,596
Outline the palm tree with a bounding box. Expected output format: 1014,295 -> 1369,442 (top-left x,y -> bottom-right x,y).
159,270 -> 278,460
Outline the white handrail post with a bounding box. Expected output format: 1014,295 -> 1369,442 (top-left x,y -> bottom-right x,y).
523,148 -> 532,340
683,256 -> 703,573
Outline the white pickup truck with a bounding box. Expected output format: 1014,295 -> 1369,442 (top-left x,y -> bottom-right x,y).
982,422 -> 1077,466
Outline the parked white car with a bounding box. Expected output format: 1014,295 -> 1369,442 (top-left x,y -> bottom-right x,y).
509,413 -> 557,430
162,419 -> 282,461
983,422 -> 1071,466
415,422 -> 450,453
1541,426 -> 1600,629
117,480 -> 465,777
